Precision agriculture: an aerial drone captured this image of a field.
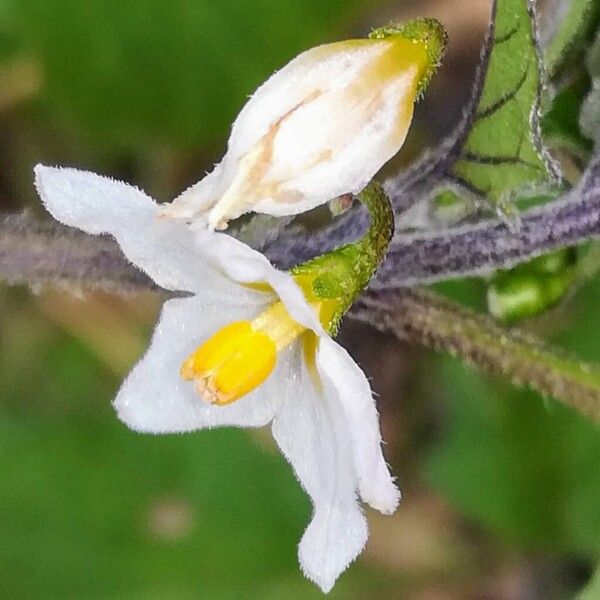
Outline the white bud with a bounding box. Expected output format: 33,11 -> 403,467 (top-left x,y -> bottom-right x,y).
161,33 -> 433,230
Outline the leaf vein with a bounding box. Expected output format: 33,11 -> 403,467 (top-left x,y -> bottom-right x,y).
475,61 -> 529,121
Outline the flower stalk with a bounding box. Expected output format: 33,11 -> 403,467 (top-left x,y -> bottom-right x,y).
290,182 -> 394,335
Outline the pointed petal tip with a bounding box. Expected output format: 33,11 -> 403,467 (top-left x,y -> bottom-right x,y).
298,550 -> 341,595
297,508 -> 368,594
309,573 -> 335,595
33,164 -> 64,215
362,480 -> 401,515
34,165 -> 74,206
34,163 -> 74,182
33,162 -> 50,175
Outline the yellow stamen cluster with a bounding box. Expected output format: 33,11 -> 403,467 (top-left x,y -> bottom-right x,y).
180,302 -> 306,405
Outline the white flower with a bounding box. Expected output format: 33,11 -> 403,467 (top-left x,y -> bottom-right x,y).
35,165 -> 400,593
160,33 -> 432,230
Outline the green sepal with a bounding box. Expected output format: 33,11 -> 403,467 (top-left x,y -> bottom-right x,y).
289,183 -> 394,336
369,18 -> 447,96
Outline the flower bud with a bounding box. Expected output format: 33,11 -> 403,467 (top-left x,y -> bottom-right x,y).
487,248 -> 578,323
161,18 -> 446,230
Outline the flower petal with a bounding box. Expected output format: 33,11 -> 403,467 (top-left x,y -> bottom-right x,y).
34,165 -> 246,298
159,162 -> 226,223
249,62 -> 418,218
271,339 -> 367,593
192,229 -> 325,335
35,163 -> 323,332
317,337 -> 400,515
34,164 -> 154,234
114,295 -> 294,433
226,40 -> 389,164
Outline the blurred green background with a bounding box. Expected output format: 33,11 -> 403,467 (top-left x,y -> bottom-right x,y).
0,0 -> 599,598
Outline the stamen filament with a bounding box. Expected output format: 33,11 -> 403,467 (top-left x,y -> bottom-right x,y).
251,301 -> 306,350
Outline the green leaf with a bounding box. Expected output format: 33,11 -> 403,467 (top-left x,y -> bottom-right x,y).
544,0 -> 600,79
452,0 -> 558,207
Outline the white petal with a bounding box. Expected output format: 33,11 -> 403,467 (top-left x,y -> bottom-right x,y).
271,340 -> 367,593
226,40 -> 388,163
165,42 -> 380,223
192,228 -> 325,335
113,295 -> 298,433
160,162 -> 226,223
34,164 -> 154,235
250,64 -> 417,218
34,165 -> 246,297
317,337 -> 400,515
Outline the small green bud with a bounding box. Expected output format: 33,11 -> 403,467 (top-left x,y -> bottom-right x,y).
487,249 -> 577,322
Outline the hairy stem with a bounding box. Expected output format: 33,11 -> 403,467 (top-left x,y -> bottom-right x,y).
3,154 -> 600,294
375,179 -> 600,288
377,155 -> 600,287
266,154 -> 600,288
0,213 -> 156,293
353,288 -> 600,423
354,181 -> 395,274
3,212 -> 600,422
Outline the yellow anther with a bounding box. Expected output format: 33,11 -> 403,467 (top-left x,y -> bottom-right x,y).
212,331 -> 276,403
181,303 -> 307,405
180,321 -> 251,380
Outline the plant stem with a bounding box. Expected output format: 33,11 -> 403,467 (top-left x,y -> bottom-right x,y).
353,287 -> 600,423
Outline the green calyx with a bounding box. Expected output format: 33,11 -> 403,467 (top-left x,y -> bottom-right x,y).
289,183 -> 394,336
369,18 -> 447,96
